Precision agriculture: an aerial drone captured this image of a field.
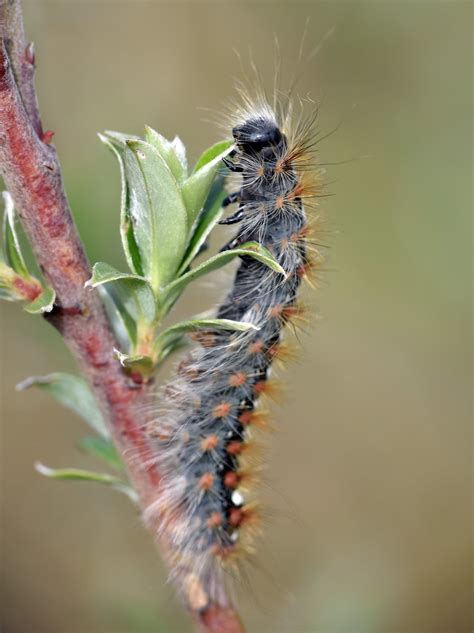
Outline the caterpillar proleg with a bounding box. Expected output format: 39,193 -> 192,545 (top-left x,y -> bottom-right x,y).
144,84 -> 325,611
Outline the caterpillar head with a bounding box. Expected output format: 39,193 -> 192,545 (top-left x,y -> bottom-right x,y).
232,117 -> 283,151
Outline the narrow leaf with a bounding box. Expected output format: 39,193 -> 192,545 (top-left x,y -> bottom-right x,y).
162,242 -> 285,307
114,349 -> 154,376
125,139 -> 188,289
192,139 -> 233,174
98,133 -> 143,275
35,462 -> 138,504
87,261 -> 147,287
155,336 -> 189,366
145,126 -> 188,183
97,285 -> 132,351
101,130 -> 141,146
87,262 -> 156,329
17,373 -> 108,438
78,436 -> 123,471
161,317 -> 258,337
2,191 -> 29,277
24,286 -> 55,314
0,261 -> 18,299
0,260 -> 44,306
178,177 -> 227,275
181,141 -> 233,226
154,317 -> 258,355
170,136 -> 188,175
0,286 -> 17,302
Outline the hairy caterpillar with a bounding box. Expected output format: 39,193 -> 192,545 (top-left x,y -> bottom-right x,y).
145,86 -> 324,610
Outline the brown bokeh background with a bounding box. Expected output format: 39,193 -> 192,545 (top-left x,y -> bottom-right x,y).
1,2 -> 471,632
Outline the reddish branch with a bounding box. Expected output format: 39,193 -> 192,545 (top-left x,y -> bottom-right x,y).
0,2 -> 245,632
0,2 -> 158,500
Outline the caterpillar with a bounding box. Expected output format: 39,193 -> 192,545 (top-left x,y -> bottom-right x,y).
145,86 -> 324,611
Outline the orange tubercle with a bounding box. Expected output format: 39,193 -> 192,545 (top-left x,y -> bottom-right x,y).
253,379 -> 283,403
268,341 -> 298,364
207,512 -> 223,528
226,440 -> 243,455
281,303 -> 309,325
274,158 -> 285,174
253,380 -> 267,395
275,195 -> 285,210
199,472 -> 214,491
248,339 -> 264,355
228,372 -> 247,387
201,435 -> 220,451
213,402 -> 232,418
223,471 -> 240,489
238,409 -> 270,430
228,504 -> 261,531
228,508 -> 243,527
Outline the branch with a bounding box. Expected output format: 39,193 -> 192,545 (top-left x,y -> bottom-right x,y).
195,607 -> 245,633
0,2 -> 245,632
0,0 -> 42,136
0,19 -> 157,503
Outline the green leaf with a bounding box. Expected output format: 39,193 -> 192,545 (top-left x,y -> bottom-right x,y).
181,141 -> 233,227
124,139 -> 188,289
114,349 -> 154,376
78,436 -> 123,471
162,242 -> 285,308
155,336 -> 189,366
96,285 -> 132,352
154,317 -> 258,356
24,286 -> 55,314
98,133 -> 143,275
0,259 -> 46,307
87,262 -> 156,339
87,261 -> 146,288
2,191 -> 29,277
0,261 -> 17,298
35,462 -> 138,504
145,126 -> 187,183
160,317 -> 259,337
101,130 -> 141,146
1,193 -> 54,311
178,177 -> 226,275
17,373 -> 108,438
0,286 -> 17,302
192,139 -> 233,174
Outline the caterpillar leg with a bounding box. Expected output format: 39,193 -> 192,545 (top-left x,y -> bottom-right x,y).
219,235 -> 242,252
223,156 -> 243,173
219,207 -> 245,225
223,191 -> 241,207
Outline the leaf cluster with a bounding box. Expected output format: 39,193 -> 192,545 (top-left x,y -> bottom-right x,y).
0,192 -> 55,313
90,128 -> 283,376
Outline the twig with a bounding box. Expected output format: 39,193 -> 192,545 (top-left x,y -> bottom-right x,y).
0,0 -> 42,136
0,5 -> 157,503
0,2 -> 246,632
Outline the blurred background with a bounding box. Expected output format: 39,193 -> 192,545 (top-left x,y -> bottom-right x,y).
1,1 -> 471,632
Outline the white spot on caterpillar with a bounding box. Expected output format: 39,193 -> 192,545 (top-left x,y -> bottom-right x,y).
232,490 -> 244,507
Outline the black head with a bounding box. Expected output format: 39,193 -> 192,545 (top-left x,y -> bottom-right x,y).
232,117 -> 282,150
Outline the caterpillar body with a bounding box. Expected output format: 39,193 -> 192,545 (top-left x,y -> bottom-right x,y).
146,92 -> 322,610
